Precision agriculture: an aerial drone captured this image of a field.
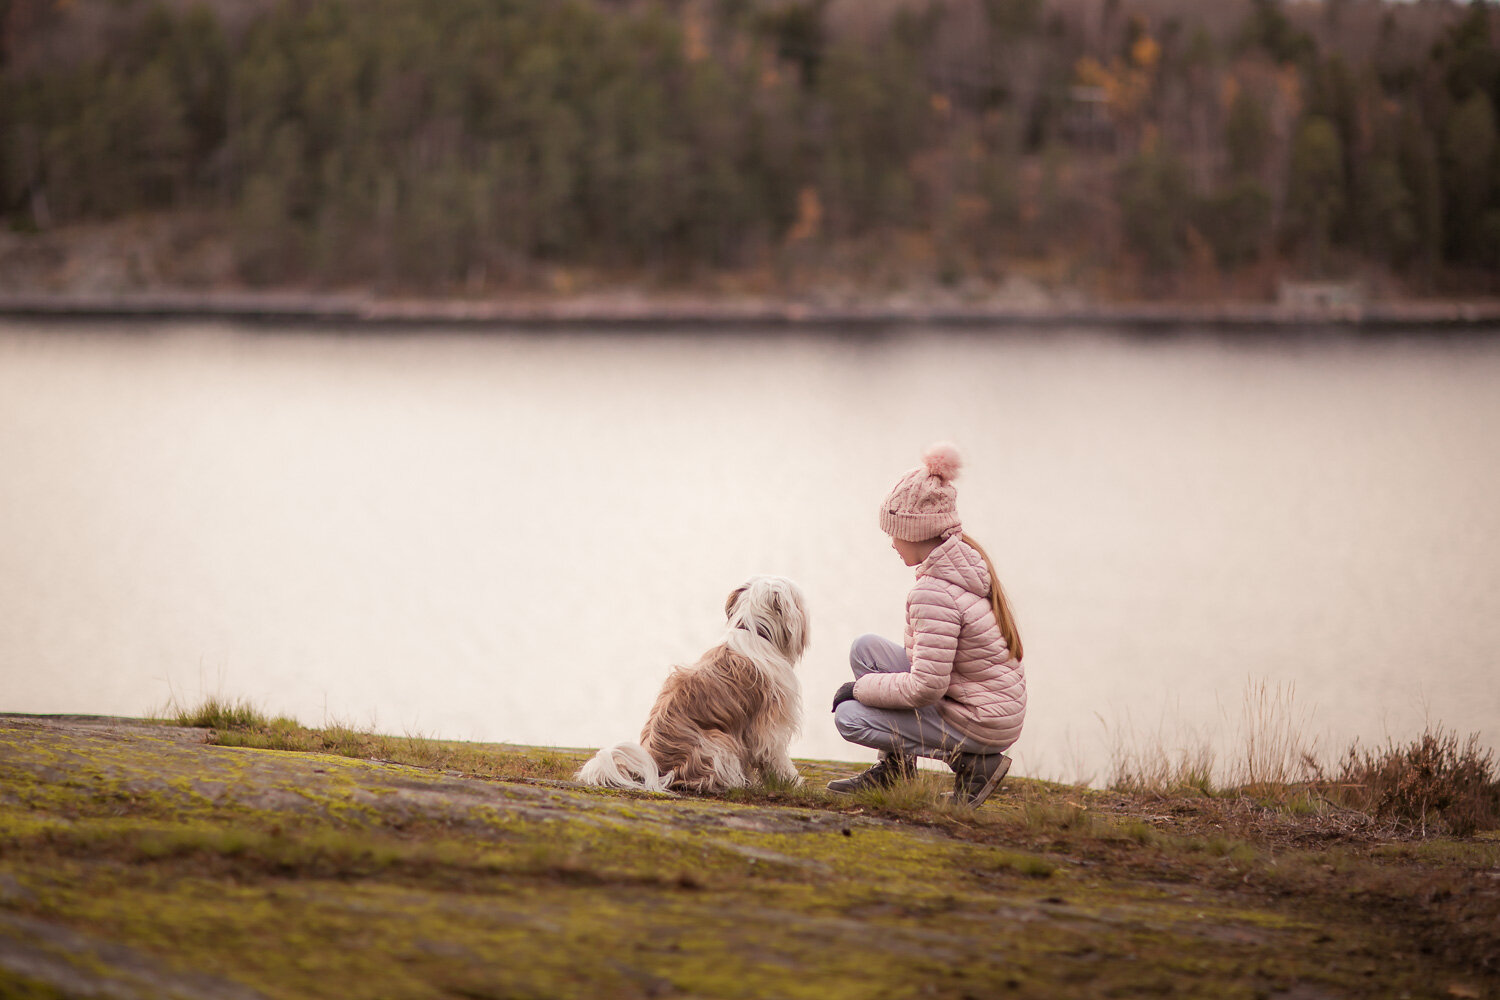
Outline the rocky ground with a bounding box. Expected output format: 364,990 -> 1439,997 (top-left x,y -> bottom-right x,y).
1,713 -> 1496,999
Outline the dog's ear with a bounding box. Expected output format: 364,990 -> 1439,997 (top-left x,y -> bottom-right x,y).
757,589 -> 788,646
724,585 -> 748,621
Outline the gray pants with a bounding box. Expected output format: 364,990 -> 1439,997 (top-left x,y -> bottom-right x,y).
834,634 -> 997,761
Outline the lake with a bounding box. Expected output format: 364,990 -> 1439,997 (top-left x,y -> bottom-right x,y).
2,319 -> 1496,784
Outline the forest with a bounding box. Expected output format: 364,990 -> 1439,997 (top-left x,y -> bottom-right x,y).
2,0 -> 1498,298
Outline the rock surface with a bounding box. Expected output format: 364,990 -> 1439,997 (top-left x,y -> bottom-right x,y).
1,714 -> 1495,999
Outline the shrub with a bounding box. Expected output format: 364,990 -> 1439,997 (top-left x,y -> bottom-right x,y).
1331,729 -> 1499,837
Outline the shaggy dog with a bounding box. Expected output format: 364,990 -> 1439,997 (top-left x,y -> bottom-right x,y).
575,575 -> 808,793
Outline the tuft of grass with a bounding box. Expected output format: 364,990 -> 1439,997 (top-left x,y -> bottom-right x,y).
1023,800 -> 1096,835
1237,678 -> 1319,789
979,849 -> 1056,879
1115,819 -> 1160,846
161,694 -> 298,733
1098,709 -> 1220,797
1226,842 -> 1259,872
719,778 -> 838,809
1013,854 -> 1057,878
850,772 -> 953,810
1276,790 -> 1322,817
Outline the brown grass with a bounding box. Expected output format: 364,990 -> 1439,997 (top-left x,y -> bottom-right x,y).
1098,679 -> 1318,795
1099,681 -> 1499,839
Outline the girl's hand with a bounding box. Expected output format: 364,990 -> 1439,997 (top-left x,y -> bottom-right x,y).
831,682 -> 856,712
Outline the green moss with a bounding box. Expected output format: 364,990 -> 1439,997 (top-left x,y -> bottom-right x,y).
0,971 -> 70,999
1114,819 -> 1160,847
1370,839 -> 1500,867
983,849 -> 1058,878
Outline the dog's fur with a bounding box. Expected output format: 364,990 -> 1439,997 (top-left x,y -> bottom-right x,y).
575,575 -> 808,793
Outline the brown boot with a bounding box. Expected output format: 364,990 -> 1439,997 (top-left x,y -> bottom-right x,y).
949,751 -> 1011,807
827,750 -> 918,793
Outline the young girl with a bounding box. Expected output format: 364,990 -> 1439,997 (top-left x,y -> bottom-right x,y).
828,443 -> 1026,807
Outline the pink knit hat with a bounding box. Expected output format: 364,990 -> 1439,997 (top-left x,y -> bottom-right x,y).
879,443 -> 964,541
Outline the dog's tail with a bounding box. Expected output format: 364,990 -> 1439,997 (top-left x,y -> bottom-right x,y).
574,742 -> 674,792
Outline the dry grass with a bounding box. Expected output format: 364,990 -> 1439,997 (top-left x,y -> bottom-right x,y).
1237,679 -> 1319,789
1098,705 -> 1218,796
1102,679 -> 1322,795
163,693 -> 297,733
843,769 -> 972,817
1098,680 -> 1499,838
1022,799 -> 1097,835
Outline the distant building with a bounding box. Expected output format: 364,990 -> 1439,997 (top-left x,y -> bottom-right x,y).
1277,280 -> 1366,312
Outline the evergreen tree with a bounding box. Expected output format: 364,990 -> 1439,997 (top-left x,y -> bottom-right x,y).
1397,110 -> 1444,283
4,0 -> 1498,292
1194,177 -> 1272,269
1225,87 -> 1272,178
1439,2 -> 1500,108
118,59 -> 190,208
1119,147 -> 1191,272
1286,115 -> 1346,274
1441,89 -> 1498,263
1357,156 -> 1417,266
1239,0 -> 1315,67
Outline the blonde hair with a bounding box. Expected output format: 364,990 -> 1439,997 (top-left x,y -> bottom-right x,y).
960,533 -> 1024,662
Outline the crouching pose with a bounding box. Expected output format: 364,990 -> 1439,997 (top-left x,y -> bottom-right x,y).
576,575 -> 808,794
829,444 -> 1025,808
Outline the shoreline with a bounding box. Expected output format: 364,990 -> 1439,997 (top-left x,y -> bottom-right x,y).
4,289 -> 1500,332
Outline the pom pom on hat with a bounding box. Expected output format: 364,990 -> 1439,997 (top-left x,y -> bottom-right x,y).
922,442 -> 962,482
879,442 -> 965,541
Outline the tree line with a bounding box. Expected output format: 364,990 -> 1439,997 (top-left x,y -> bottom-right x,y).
2,0 -> 1498,294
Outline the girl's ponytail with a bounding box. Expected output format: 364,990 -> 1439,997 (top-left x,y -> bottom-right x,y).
960,534 -> 1024,662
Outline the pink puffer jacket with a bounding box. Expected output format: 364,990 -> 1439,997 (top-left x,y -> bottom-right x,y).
853,534 -> 1026,749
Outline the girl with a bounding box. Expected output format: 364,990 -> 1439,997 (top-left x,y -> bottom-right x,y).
828,443 -> 1025,807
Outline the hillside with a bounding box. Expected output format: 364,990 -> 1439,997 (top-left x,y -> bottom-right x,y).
4,0 -> 1498,302
2,713 -> 1496,998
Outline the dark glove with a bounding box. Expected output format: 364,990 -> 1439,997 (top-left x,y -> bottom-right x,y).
831,681 -> 856,712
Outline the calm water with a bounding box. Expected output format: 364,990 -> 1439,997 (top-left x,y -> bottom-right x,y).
2,320 -> 1497,783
